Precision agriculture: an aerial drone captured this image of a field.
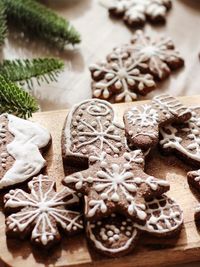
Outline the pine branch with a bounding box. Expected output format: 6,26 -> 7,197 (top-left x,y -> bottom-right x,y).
0,74 -> 38,118
0,58 -> 64,89
3,0 -> 81,49
0,0 -> 7,47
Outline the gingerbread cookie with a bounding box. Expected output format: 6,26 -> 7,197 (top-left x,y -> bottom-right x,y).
124,94 -> 191,150
4,175 -> 84,248
108,0 -> 172,27
89,47 -> 156,102
0,114 -> 51,189
86,195 -> 183,257
160,107 -> 200,166
63,150 -> 169,222
86,213 -> 139,257
130,30 -> 184,80
62,99 -> 127,166
134,195 -> 183,237
187,170 -> 200,221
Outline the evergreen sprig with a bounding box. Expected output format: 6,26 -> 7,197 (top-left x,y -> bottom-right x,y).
0,74 -> 38,118
3,0 -> 81,49
0,1 -> 7,46
0,58 -> 64,89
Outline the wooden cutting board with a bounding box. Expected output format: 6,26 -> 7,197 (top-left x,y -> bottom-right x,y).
1,96 -> 200,267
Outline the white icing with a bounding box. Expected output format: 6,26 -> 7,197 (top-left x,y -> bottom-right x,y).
108,0 -> 170,26
65,150 -> 169,220
134,195 -> 183,234
130,30 -> 181,79
64,99 -> 127,159
153,94 -> 190,118
0,114 -> 51,189
126,104 -> 159,127
90,47 -> 155,102
5,175 -> 83,246
87,215 -> 138,254
160,107 -> 200,163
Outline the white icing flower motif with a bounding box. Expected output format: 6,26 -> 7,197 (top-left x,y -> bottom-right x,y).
64,150 -> 169,221
130,30 -> 183,80
126,104 -> 159,127
4,175 -> 83,247
108,0 -> 172,27
90,47 -> 155,102
68,100 -> 126,158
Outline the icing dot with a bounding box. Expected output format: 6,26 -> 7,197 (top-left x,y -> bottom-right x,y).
102,235 -> 108,241
107,230 -> 114,237
120,226 -> 125,231
122,221 -> 127,226
97,221 -> 102,226
73,226 -> 77,231
109,237 -> 114,243
126,231 -> 131,237
114,234 -> 119,241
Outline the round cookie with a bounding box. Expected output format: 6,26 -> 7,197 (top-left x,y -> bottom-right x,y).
86,213 -> 139,257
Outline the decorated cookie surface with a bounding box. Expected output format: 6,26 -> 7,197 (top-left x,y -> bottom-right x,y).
134,195 -> 183,236
89,31 -> 184,103
63,150 -> 169,222
4,175 -> 84,248
160,107 -> 200,166
90,47 -> 155,102
130,30 -> 184,80
124,94 -> 191,150
0,114 -> 51,189
86,213 -> 139,257
62,99 -> 127,166
187,170 -> 200,221
108,0 -> 172,28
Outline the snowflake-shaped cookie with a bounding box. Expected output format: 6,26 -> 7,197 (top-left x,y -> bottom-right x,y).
62,99 -> 128,166
4,175 -> 83,248
108,0 -> 172,27
89,47 -> 155,102
63,150 -> 169,222
124,94 -> 191,150
160,107 -> 200,165
130,30 -> 184,80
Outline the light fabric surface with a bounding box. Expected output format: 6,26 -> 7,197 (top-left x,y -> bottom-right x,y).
2,1 -> 200,266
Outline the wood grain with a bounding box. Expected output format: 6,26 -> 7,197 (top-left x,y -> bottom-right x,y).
1,96 -> 200,267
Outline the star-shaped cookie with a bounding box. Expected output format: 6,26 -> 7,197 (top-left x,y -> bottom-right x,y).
63,150 -> 169,222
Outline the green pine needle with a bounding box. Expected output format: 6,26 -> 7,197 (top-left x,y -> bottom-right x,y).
0,58 -> 64,89
3,0 -> 81,49
0,1 -> 7,46
0,74 -> 38,118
